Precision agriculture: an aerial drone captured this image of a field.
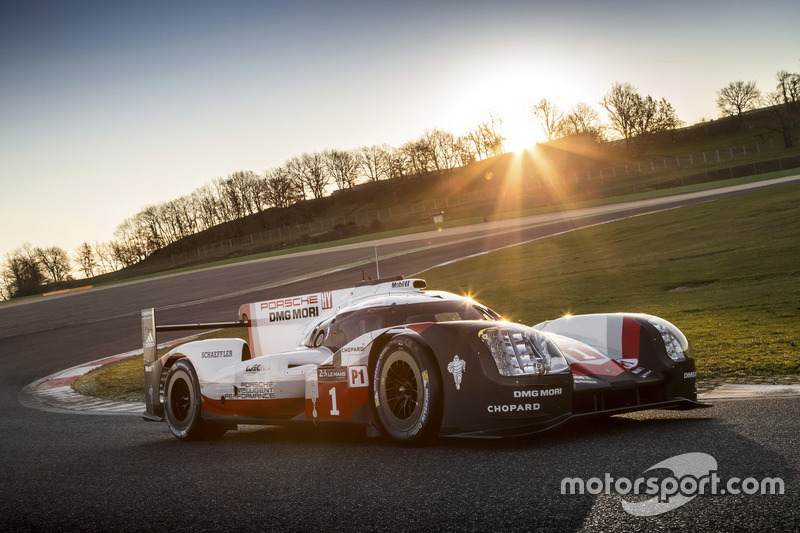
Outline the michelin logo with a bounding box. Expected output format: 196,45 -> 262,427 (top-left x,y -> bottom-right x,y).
447,355 -> 466,390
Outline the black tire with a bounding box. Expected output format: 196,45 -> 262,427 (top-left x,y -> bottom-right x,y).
372,336 -> 443,443
164,359 -> 228,440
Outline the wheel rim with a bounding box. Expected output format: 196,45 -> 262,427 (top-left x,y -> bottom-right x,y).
386,359 -> 418,419
170,378 -> 192,422
379,350 -> 424,431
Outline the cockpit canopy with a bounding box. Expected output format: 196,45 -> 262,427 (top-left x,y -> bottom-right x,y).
303,293 -> 501,351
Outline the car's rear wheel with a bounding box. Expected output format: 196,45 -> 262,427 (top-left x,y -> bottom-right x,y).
372,337 -> 442,443
165,359 -> 228,440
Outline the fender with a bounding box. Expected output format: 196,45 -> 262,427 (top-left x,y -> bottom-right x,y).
533,313 -> 689,371
162,338 -> 250,382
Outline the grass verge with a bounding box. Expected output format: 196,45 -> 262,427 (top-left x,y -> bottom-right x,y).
423,183 -> 800,379
71,328 -> 247,402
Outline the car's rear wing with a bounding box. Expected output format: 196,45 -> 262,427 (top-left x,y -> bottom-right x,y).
140,308 -> 243,421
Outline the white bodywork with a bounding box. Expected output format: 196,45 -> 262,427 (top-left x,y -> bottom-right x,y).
163,279 -> 434,411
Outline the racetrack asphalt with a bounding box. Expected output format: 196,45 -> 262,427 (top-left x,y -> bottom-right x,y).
2,176 -> 799,532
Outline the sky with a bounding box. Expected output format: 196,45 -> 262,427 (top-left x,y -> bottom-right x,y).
1,0 -> 799,264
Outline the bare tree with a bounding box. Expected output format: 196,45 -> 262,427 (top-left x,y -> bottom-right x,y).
764,70 -> 800,148
357,145 -> 390,182
386,146 -> 408,179
75,242 -> 97,278
36,246 -> 71,283
562,102 -> 601,136
0,266 -> 13,300
716,80 -> 761,122
467,112 -> 506,160
602,82 -> 681,151
192,185 -> 222,230
632,96 -> 681,137
531,98 -> 564,141
136,205 -> 167,252
213,175 -> 246,221
325,149 -> 360,190
264,166 -> 302,208
422,129 -> 466,171
1,244 -> 45,298
775,70 -> 800,103
95,241 -> 124,273
166,195 -> 200,240
285,157 -> 308,201
401,139 -> 434,175
226,170 -> 266,216
420,131 -> 444,172
298,152 -> 329,199
454,135 -> 476,166
601,82 -> 640,145
112,218 -> 148,266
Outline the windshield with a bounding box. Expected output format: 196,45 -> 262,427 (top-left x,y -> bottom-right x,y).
304,298 -> 499,351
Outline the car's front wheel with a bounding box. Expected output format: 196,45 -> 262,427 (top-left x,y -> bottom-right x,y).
372,336 -> 443,443
164,359 -> 228,440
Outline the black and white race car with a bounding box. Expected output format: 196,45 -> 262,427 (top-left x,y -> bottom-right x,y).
141,278 -> 708,442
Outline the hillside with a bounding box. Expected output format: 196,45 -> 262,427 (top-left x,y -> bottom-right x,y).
81,104 -> 800,285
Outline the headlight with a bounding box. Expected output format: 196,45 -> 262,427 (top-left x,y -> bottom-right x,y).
479,327 -> 569,376
647,317 -> 689,361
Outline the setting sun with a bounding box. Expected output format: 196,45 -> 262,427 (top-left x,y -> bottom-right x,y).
501,111 -> 542,152
442,59 -> 587,152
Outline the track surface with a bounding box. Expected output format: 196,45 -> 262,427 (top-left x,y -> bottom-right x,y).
2,178 -> 799,531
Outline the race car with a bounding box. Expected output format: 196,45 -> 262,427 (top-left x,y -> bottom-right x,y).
141,277 -> 709,442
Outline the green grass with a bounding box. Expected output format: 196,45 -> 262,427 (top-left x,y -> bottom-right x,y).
422,183 -> 800,379
71,328 -> 247,402
72,178 -> 800,400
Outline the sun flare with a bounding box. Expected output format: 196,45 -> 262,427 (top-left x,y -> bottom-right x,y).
442,60 -> 586,152
501,113 -> 542,152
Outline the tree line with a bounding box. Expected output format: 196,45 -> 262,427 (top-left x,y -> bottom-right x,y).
3,70 -> 798,299
1,115 -> 505,298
